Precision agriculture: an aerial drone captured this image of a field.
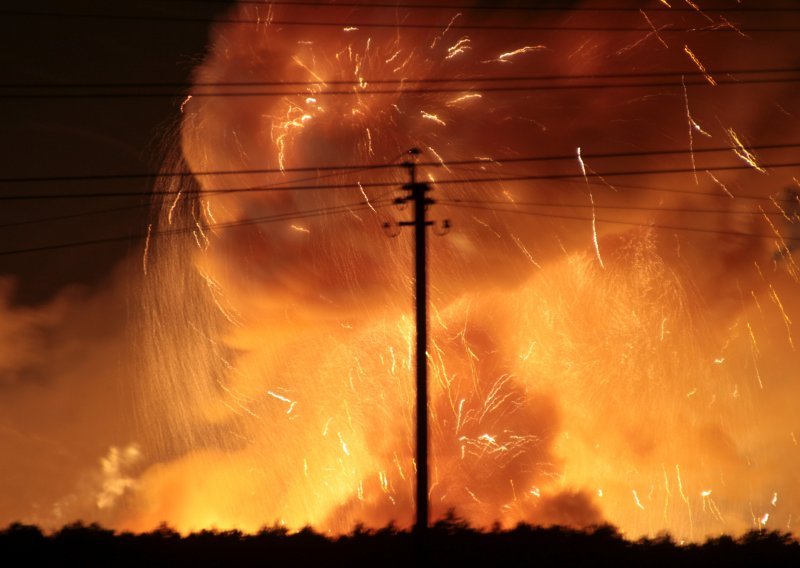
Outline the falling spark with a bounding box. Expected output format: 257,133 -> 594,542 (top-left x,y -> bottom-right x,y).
142,224 -> 152,276
683,0 -> 714,23
384,49 -> 401,64
203,199 -> 217,225
342,27 -> 358,32
684,45 -> 717,86
427,145 -> 451,173
590,194 -> 605,269
445,37 -> 471,60
490,45 -> 546,63
337,432 -> 350,456
659,0 -> 672,6
768,285 -> 794,350
290,225 -> 310,234
676,465 -> 694,538
640,10 -> 669,49
706,171 -> 734,198
511,234 -> 542,269
446,93 -> 482,107
726,128 -> 767,173
420,111 -> 446,126
632,490 -> 646,510
576,147 -> 588,182
365,128 -> 374,156
180,95 -> 192,113
430,13 -> 461,49
773,492 -> 779,507
717,16 -> 749,38
267,390 -> 293,404
358,182 -> 376,213
682,77 -> 706,184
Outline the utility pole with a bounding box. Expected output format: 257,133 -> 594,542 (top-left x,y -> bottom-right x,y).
396,148 -> 433,535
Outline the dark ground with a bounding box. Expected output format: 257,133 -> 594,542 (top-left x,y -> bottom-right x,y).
2,514 -> 798,567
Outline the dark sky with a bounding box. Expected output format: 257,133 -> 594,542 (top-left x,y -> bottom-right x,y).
0,0 -> 234,303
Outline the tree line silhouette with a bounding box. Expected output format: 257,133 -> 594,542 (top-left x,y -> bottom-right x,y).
2,511 -> 798,567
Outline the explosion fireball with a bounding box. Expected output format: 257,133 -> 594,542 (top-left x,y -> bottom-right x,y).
2,0 -> 799,542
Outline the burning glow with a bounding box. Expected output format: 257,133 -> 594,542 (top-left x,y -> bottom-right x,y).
130,0 -> 800,539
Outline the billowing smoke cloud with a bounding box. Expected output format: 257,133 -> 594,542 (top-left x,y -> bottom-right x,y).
2,0 -> 799,540
0,263 -> 143,529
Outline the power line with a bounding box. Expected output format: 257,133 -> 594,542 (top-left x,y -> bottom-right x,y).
2,142 -> 798,184
0,199 -> 394,256
2,67 -> 795,89
442,201 -> 800,243
164,0 -> 800,13
2,9 -> 798,32
0,203 -> 148,229
438,199 -> 797,217
2,161 -> 797,201
3,76 -> 798,99
4,194 -> 797,257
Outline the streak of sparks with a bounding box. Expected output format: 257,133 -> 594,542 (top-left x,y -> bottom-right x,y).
676,465 -> 694,539
768,285 -> 794,350
180,95 -> 192,113
193,222 -> 210,250
490,45 -> 546,63
427,145 -> 450,172
683,0 -> 714,23
384,49 -> 401,64
199,270 -> 243,327
632,490 -> 646,510
511,234 -> 542,269
726,128 -> 766,173
430,13 -> 461,49
142,224 -> 152,276
576,147 -> 588,182
640,10 -> 669,48
291,225 -> 310,234
717,16 -> 749,38
337,432 -> 350,456
446,93 -> 482,107
662,466 -> 672,524
705,171 -> 734,198
167,189 -> 183,225
357,182 -> 376,213
590,194 -> 605,269
445,37 -> 471,60
682,77 -> 709,184
203,200 -> 217,225
291,56 -> 326,86
342,26 -> 358,32
365,128 -> 373,156
420,111 -> 446,126
683,45 -> 717,86
659,0 -> 672,6
759,205 -> 799,275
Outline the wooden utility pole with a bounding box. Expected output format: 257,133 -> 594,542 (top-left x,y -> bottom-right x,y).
397,148 -> 433,534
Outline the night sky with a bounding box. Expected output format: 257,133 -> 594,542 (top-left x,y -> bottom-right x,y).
0,0 -> 233,303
